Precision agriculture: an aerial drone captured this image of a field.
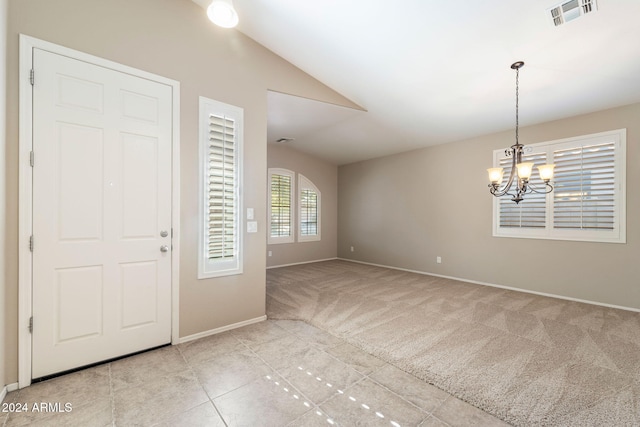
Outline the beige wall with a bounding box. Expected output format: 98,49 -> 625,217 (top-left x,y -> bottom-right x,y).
338,102 -> 640,310
4,0 -> 357,384
1,0 -> 7,392
267,143 -> 338,267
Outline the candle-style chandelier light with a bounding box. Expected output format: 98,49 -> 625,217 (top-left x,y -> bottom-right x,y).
487,61 -> 555,204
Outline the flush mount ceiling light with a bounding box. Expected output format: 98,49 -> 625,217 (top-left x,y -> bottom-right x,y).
207,0 -> 239,28
487,61 -> 555,204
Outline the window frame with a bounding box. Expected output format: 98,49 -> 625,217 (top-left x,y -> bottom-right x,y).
268,168 -> 295,245
297,173 -> 321,242
492,129 -> 626,243
198,96 -> 243,279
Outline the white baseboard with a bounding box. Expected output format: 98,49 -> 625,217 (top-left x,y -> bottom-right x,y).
178,315 -> 267,344
266,257 -> 337,270
1,383 -> 19,401
338,257 -> 640,313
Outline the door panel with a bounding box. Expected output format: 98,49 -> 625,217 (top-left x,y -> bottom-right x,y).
57,123 -> 104,241
32,48 -> 173,378
121,90 -> 159,123
121,133 -> 159,239
55,266 -> 103,343
120,261 -> 158,329
56,74 -> 104,113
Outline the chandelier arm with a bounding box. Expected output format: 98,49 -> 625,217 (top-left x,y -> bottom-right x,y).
526,181 -> 554,194
489,146 -> 519,197
490,185 -> 518,200
490,174 -> 516,197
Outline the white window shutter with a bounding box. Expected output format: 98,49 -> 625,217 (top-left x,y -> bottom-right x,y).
498,152 -> 547,229
300,189 -> 318,235
207,113 -> 237,260
298,174 -> 321,242
492,129 -> 625,243
553,142 -> 616,230
270,173 -> 292,238
198,97 -> 243,278
268,168 -> 295,244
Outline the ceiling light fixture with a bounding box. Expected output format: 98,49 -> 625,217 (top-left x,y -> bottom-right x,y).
487,61 -> 555,204
207,0 -> 239,28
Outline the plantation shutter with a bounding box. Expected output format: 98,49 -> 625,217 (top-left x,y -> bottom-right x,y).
270,173 -> 292,238
498,152 -> 547,228
492,129 -> 625,243
553,142 -> 616,230
207,113 -> 237,260
300,189 -> 318,235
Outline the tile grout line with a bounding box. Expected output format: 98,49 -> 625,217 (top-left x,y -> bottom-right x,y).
0,390 -> 10,427
292,323 -> 406,406
365,368 -> 444,419
256,321 -> 425,426
270,318 -> 462,426
419,413 -> 453,427
234,327 -> 343,425
285,319 -> 443,420
235,330 -> 318,403
108,363 -> 116,427
175,341 -> 229,427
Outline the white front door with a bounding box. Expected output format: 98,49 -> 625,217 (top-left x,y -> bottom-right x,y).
31,48 -> 173,378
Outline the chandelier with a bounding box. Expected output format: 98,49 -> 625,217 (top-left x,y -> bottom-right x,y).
487,61 -> 555,204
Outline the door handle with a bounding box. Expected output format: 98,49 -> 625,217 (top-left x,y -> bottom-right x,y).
160,245 -> 169,253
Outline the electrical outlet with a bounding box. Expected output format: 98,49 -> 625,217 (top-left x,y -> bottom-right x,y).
350,246 -> 355,252
268,250 -> 272,257
436,256 -> 442,264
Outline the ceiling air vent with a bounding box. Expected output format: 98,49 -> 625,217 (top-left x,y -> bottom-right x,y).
548,0 -> 597,27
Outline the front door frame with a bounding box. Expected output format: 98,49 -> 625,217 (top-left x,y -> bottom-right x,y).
18,34 -> 181,388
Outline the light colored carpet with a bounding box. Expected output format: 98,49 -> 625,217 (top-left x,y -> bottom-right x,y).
266,259 -> 640,426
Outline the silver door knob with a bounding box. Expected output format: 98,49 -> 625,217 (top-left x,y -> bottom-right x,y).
160,245 -> 169,253
160,230 -> 168,237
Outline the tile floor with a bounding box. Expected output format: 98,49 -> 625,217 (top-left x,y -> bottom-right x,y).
1,320 -> 510,426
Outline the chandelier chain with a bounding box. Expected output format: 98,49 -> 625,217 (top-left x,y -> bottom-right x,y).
488,61 -> 554,203
515,66 -> 519,146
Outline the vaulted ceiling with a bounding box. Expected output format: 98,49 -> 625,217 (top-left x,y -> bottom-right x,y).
193,0 -> 640,165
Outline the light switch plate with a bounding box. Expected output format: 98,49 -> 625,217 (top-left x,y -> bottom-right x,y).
247,221 -> 258,233
246,208 -> 254,220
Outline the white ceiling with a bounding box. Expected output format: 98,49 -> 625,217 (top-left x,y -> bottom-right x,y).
193,0 -> 640,165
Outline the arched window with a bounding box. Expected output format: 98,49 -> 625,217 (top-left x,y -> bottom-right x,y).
298,174 -> 321,242
267,170 -> 322,244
